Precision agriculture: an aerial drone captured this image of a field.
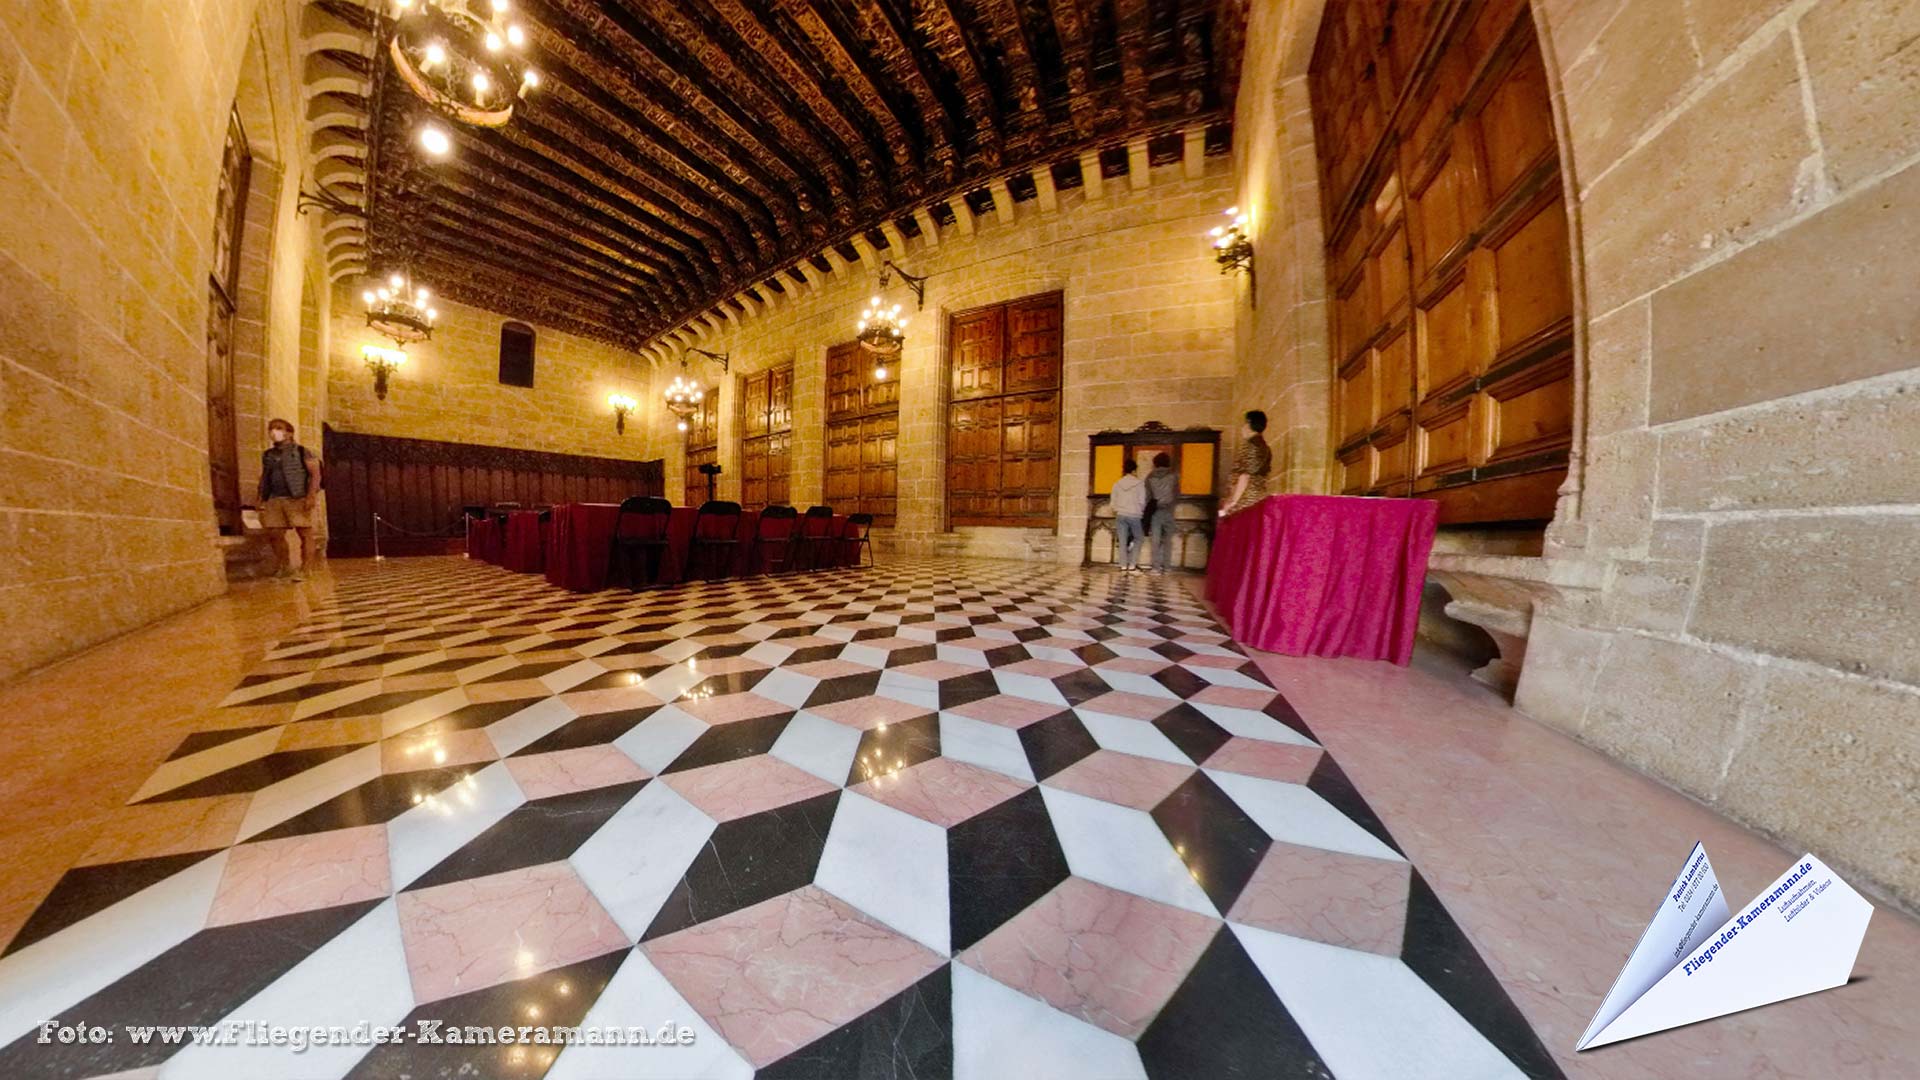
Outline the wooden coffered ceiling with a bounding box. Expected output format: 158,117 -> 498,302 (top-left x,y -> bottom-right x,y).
327,0 -> 1247,351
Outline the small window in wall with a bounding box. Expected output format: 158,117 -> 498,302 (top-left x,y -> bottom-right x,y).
499,322 -> 536,387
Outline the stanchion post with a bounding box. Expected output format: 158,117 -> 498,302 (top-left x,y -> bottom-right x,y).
373,513 -> 384,562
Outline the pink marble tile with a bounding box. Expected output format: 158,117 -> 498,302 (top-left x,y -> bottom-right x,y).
851,757 -> 1032,826
1077,690 -> 1176,720
959,876 -> 1220,1038
396,862 -> 630,1003
686,655 -> 768,677
946,694 -> 1064,729
1204,737 -> 1324,783
1191,685 -> 1280,711
1096,656 -> 1170,675
783,633 -> 869,651
207,824 -> 391,927
643,885 -> 944,1067
506,746 -> 650,800
381,728 -> 498,774
944,635 -> 1012,653
1026,635 -> 1095,650
890,659 -> 981,682
1181,652 -> 1250,670
678,691 -> 791,725
1227,841 -> 1410,956
786,658 -> 876,680
1000,658 -> 1080,679
559,681 -> 663,715
663,757 -> 837,822
807,695 -> 932,730
1045,750 -> 1195,811
78,795 -> 252,866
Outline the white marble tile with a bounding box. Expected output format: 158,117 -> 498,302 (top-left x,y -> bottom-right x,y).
938,712 -> 1035,782
546,950 -> 753,1080
992,670 -> 1068,707
1204,770 -> 1402,862
935,644 -> 994,668
570,782 -> 715,942
837,642 -> 892,669
1195,704 -> 1319,747
1038,787 -> 1216,916
874,674 -> 939,712
951,963 -> 1146,1080
380,685 -> 471,739
128,726 -> 286,803
385,761 -> 527,889
1092,668 -> 1179,698
159,900 -> 414,1080
655,638 -> 703,663
542,658 -> 607,694
1073,711 -> 1190,766
772,710 -> 862,786
1183,665 -> 1267,689
815,791 -> 950,956
642,662 -> 704,703
750,667 -> 818,709
613,707 -> 709,775
483,695 -> 579,757
1233,924 -> 1525,1080
238,744 -> 383,841
0,852 -> 230,1046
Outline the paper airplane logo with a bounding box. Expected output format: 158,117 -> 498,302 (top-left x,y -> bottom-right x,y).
1577,843 -> 1872,1049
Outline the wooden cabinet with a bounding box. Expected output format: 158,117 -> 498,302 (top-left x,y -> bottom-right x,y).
737,362 -> 794,511
1312,0 -> 1573,523
824,341 -> 899,525
946,291 -> 1064,527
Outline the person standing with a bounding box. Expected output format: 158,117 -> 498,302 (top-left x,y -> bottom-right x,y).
1220,410 -> 1272,517
1110,456 -> 1147,573
258,419 -> 322,582
1145,451 -> 1179,573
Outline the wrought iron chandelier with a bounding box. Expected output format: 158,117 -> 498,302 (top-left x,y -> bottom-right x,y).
387,0 -> 540,131
854,260 -> 927,379
362,269 -> 438,345
662,361 -> 704,433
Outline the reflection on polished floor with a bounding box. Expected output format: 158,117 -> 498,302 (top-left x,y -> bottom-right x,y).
0,557 -> 1914,1079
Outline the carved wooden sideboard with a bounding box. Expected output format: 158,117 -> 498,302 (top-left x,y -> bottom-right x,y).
1081,422 -> 1220,570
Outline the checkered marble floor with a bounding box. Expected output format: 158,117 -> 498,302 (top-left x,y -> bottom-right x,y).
0,557 -> 1561,1079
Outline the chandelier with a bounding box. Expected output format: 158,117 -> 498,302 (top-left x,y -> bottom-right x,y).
663,362 -> 704,432
362,270 -> 438,345
854,260 -> 927,380
388,0 -> 540,130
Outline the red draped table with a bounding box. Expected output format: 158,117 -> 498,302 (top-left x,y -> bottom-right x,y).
501,510 -> 548,573
466,516 -> 504,564
544,504 -> 855,592
1205,494 -> 1438,666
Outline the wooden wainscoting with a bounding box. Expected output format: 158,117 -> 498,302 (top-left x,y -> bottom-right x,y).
322,426 -> 664,557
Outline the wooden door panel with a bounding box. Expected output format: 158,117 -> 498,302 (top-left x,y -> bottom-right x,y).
1337,444 -> 1374,495
944,292 -> 1063,527
1491,194 -> 1573,354
949,307 -> 1004,400
1485,355 -> 1575,464
1477,35 -> 1556,201
768,365 -> 793,433
1376,329 -> 1413,420
1417,276 -> 1475,397
1416,401 -> 1477,483
1338,357 -> 1374,445
742,372 -> 770,439
1004,293 -> 1064,393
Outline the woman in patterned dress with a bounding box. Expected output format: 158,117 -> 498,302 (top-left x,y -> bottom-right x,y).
1220,409 -> 1272,517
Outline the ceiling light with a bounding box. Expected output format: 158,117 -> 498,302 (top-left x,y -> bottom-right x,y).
419,125 -> 451,155
506,25 -> 525,47
485,31 -> 502,52
423,42 -> 446,66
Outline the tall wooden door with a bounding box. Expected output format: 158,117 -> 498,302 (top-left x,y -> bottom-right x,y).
945,292 -> 1063,527
205,109 -> 249,535
1313,0 -> 1574,523
823,341 -> 901,525
737,363 -> 793,511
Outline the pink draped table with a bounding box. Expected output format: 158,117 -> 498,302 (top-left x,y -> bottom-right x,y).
1205,494 -> 1438,666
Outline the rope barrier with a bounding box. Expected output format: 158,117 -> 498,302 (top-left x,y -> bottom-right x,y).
370,513 -> 472,561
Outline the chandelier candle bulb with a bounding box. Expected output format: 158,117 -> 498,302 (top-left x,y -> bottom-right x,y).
507,25 -> 525,46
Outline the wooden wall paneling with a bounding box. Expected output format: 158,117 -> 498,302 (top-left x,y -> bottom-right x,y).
1004,294 -> 1064,393
742,371 -> 771,439
949,306 -> 1005,401
946,396 -> 1003,524
826,342 -> 865,420
769,365 -> 793,433
944,292 -> 1064,528
823,344 -> 898,522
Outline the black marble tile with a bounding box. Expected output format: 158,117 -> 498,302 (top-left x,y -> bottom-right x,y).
1137,927 -> 1332,1080
1152,772 -> 1270,914
1150,664 -> 1211,699
0,899 -> 381,1079
642,791 -> 841,941
346,949 -> 629,1080
164,724 -> 278,762
514,707 -> 660,756
137,744 -> 367,804
1048,667 -> 1115,706
935,670 -> 1000,711
848,715 -> 941,785
664,712 -> 795,773
1401,871 -> 1566,1079
1153,703 -> 1234,764
1305,756 -> 1402,856
805,670 -> 883,709
469,660 -> 580,685
223,678 -> 361,707
249,765 -> 480,841
1018,710 -> 1099,781
1070,642 -> 1118,665
759,965 -> 952,1080
1264,692 -> 1321,742
565,666 -> 671,693
406,781 -> 649,890
426,697 -> 549,732
2,850 -> 221,957
947,788 -> 1070,953
298,687 -> 454,722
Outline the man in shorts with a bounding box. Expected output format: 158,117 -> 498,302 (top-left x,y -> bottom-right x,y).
257,419 -> 322,581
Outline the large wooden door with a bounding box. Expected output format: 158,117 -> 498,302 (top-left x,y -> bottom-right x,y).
945,291 -> 1064,528
684,388 -> 718,504
205,108 -> 249,535
737,363 -> 793,511
1313,0 -> 1573,523
823,341 -> 900,525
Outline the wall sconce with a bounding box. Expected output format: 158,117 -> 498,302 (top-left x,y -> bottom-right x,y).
362,344 -> 407,400
1210,206 -> 1255,301
685,347 -> 729,373
608,392 -> 636,434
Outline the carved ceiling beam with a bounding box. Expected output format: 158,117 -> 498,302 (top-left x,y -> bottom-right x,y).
771,0 -> 929,183
1113,0 -> 1152,126
419,203 -> 652,302
977,0 -> 1046,130
417,221 -> 636,310
1175,3 -> 1211,113
425,167 -> 679,288
915,0 -> 1003,166
834,2 -> 961,184
414,248 -> 632,343
1049,0 -> 1098,138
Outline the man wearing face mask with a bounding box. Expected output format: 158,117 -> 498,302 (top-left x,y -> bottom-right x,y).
258,419 -> 322,582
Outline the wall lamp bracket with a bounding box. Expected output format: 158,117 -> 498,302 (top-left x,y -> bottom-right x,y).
879,260 -> 929,310
686,347 -> 730,374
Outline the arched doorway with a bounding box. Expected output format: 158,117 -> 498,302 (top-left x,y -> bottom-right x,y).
206,107 -> 250,536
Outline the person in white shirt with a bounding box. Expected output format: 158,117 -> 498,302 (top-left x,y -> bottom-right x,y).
1110,457 -> 1148,572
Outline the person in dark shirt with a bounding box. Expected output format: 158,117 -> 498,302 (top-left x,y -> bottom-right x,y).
1145,452 -> 1179,572
257,419 -> 322,582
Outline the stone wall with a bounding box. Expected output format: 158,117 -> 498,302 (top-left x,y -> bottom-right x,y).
326,289 -> 655,462
0,0 -> 326,680
633,155 -> 1239,562
1229,0 -> 1920,907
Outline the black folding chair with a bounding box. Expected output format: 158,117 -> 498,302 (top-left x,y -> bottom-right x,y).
689,500 -> 743,582
791,505 -> 836,571
843,513 -> 876,567
607,496 -> 672,591
754,504 -> 798,574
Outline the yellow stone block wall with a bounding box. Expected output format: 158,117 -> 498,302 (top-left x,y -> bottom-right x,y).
1232,0 -> 1920,908
632,157 -> 1239,562
0,0 -> 328,680
326,290 -> 657,463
